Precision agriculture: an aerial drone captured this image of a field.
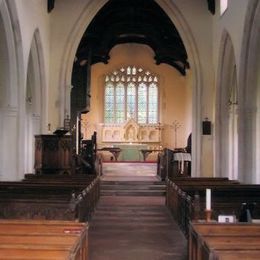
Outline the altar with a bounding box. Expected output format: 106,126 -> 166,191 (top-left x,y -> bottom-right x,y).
115,144 -> 148,161
101,118 -> 162,143
99,118 -> 162,161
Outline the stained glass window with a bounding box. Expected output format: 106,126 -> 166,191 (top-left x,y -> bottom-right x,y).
127,83 -> 136,120
138,83 -> 147,124
104,66 -> 158,124
115,83 -> 125,123
148,83 -> 158,123
104,83 -> 114,123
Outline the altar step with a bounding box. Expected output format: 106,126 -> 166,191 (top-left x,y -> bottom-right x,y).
100,180 -> 166,196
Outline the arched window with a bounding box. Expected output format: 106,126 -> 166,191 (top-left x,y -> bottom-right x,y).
104,66 -> 159,124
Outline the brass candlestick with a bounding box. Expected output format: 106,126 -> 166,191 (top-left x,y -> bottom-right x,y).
205,209 -> 212,222
47,123 -> 51,133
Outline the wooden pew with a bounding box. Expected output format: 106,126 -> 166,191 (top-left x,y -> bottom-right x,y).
189,222 -> 260,260
166,178 -> 260,236
0,219 -> 88,259
166,178 -> 240,235
0,175 -> 100,221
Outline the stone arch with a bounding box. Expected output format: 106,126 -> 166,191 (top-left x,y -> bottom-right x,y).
238,0 -> 260,183
0,0 -> 24,180
215,30 -> 238,180
59,0 -> 203,176
24,29 -> 47,173
0,0 -> 19,107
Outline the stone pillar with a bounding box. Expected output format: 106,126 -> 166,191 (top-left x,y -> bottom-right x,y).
1,107 -> 19,180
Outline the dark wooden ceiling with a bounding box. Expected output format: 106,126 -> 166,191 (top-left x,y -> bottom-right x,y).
48,0 -> 216,75
77,0 -> 190,75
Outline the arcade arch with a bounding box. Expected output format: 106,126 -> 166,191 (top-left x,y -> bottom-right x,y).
238,0 -> 260,183
215,31 -> 238,180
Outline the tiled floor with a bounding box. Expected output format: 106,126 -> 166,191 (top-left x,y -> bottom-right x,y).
89,162 -> 187,260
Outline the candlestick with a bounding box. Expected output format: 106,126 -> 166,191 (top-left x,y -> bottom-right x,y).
47,123 -> 51,134
205,209 -> 212,222
206,188 -> 211,210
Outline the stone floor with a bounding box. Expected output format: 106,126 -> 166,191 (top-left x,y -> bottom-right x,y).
89,162 -> 187,260
101,162 -> 158,181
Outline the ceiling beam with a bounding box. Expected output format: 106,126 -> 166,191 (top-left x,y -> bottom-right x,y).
77,0 -> 189,75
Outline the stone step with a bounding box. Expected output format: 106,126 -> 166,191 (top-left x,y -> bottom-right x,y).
101,184 -> 165,190
94,210 -> 167,216
101,190 -> 166,196
96,204 -> 166,208
92,216 -> 171,223
90,227 -> 179,234
101,180 -> 165,185
89,223 -> 175,232
101,180 -> 166,196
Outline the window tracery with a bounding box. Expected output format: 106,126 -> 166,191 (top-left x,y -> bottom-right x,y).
104,66 -> 159,124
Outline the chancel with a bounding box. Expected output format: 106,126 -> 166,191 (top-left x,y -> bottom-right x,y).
0,0 -> 260,259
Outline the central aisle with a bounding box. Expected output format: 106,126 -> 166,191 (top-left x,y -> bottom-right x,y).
89,162 -> 187,260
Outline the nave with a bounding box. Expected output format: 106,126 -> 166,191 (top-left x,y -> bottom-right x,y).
89,162 -> 187,260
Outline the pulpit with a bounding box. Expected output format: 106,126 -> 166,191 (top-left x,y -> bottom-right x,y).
34,135 -> 72,174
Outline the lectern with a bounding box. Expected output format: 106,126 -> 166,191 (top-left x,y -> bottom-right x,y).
34,134 -> 72,174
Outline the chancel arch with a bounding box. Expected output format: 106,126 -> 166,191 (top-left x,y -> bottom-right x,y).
59,0 -> 202,176
238,0 -> 260,184
215,30 -> 238,180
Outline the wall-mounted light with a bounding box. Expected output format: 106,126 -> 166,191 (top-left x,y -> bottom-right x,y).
202,118 -> 211,135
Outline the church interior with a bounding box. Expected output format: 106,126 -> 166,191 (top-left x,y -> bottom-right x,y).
0,0 -> 260,259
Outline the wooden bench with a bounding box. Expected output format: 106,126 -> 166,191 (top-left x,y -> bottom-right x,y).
0,176 -> 100,221
0,219 -> 88,259
189,222 -> 260,260
166,178 -> 237,235
166,178 -> 260,236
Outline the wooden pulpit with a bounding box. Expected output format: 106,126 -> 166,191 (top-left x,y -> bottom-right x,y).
34,135 -> 72,174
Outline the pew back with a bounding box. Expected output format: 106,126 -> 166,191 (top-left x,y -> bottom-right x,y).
166,178 -> 260,236
0,219 -> 88,260
189,222 -> 260,260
